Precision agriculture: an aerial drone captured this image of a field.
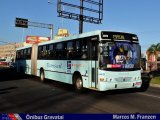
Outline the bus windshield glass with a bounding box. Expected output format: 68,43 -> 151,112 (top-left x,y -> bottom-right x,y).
99,41 -> 141,71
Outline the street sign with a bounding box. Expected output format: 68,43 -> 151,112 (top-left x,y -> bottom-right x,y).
15,18 -> 28,28
15,18 -> 53,39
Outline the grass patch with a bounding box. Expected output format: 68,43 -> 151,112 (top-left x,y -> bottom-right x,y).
151,77 -> 160,84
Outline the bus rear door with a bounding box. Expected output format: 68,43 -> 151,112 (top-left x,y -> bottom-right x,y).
90,40 -> 98,89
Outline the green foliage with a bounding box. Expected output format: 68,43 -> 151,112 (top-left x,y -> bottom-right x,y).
147,43 -> 160,54
151,77 -> 160,84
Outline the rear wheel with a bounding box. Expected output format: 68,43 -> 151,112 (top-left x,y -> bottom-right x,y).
40,70 -> 45,82
74,75 -> 83,92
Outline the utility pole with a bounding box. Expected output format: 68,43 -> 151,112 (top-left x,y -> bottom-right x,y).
50,24 -> 53,40
79,0 -> 83,34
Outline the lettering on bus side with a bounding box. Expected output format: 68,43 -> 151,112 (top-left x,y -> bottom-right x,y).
47,63 -> 62,69
67,61 -> 71,69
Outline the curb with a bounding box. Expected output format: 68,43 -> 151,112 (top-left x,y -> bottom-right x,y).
150,84 -> 160,88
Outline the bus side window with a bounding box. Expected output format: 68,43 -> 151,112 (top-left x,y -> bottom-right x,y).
67,41 -> 74,59
46,45 -> 50,59
38,46 -> 43,59
28,48 -> 31,59
75,41 -> 82,59
20,50 -> 24,59
24,48 -> 31,59
81,40 -> 88,59
24,49 -> 27,59
56,43 -> 63,59
62,42 -> 67,59
48,44 -> 54,59
42,45 -> 47,58
16,50 -> 21,60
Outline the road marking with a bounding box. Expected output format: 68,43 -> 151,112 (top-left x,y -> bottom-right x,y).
138,93 -> 160,99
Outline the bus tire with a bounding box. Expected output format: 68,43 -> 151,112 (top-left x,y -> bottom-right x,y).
40,69 -> 45,82
74,75 -> 83,92
139,83 -> 149,92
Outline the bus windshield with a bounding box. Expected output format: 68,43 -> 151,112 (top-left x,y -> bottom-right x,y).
99,41 -> 141,71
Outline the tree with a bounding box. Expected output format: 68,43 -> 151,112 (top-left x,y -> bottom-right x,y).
147,43 -> 160,70
147,43 -> 160,54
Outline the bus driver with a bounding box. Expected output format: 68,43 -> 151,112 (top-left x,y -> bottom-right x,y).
115,46 -> 126,64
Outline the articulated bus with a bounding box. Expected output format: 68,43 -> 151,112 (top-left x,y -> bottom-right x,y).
16,30 -> 142,91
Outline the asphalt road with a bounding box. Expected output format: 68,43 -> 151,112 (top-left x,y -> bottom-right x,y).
0,68 -> 160,113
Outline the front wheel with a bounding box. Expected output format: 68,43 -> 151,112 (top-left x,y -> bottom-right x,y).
139,83 -> 149,92
40,70 -> 45,82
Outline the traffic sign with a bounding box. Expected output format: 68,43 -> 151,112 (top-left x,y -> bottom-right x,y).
15,18 -> 28,28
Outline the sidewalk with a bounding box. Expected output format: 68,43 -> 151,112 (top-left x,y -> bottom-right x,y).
142,70 -> 160,88
150,83 -> 160,88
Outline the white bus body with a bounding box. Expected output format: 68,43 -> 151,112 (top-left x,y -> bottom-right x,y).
16,30 -> 142,91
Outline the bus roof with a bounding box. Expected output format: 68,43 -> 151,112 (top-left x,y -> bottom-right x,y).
39,30 -> 102,46
16,44 -> 32,51
16,30 -> 138,50
38,30 -> 138,46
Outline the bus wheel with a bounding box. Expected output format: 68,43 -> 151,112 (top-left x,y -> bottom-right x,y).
40,70 -> 45,82
74,75 -> 83,91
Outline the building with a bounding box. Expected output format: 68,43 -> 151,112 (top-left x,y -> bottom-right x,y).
0,42 -> 24,60
0,29 -> 70,60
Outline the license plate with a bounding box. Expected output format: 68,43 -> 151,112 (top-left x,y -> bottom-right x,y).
117,82 -> 132,88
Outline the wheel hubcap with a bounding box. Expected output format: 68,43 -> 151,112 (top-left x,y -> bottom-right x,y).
40,72 -> 44,81
76,78 -> 82,89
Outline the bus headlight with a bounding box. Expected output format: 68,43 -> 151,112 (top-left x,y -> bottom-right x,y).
100,78 -> 108,82
100,78 -> 105,81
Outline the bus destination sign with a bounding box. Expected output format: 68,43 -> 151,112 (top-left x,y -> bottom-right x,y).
113,35 -> 125,40
101,31 -> 138,42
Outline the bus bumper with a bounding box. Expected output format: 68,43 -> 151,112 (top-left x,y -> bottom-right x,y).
98,81 -> 142,91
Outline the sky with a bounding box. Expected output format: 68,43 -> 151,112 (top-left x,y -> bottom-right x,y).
0,0 -> 160,53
